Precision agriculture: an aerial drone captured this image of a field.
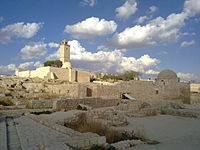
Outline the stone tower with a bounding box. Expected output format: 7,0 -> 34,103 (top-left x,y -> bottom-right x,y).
59,40 -> 72,69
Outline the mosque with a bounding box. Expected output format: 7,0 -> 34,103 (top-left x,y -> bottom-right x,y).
15,40 -> 90,83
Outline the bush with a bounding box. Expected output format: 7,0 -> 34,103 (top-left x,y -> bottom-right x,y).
44,60 -> 62,68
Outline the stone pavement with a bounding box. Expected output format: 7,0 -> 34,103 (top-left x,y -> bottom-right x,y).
0,115 -> 72,150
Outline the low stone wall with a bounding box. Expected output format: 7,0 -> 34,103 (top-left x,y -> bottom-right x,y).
53,98 -> 121,111
25,113 -> 106,149
190,93 -> 200,104
160,108 -> 200,118
29,100 -> 55,109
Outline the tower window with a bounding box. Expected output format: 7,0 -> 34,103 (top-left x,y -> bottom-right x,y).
156,90 -> 159,94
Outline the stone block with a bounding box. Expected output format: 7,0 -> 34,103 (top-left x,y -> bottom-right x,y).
89,136 -> 98,146
97,136 -> 106,145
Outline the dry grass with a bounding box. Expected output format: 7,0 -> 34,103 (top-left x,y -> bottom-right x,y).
25,103 -> 32,109
0,98 -> 14,106
144,109 -> 157,116
65,113 -> 145,144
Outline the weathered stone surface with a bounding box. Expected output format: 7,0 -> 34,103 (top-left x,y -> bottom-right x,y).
53,98 -> 121,111
111,140 -> 145,150
29,99 -> 55,109
0,116 -> 7,150
14,116 -> 72,150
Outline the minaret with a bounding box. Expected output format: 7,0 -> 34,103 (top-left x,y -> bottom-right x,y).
59,40 -> 72,69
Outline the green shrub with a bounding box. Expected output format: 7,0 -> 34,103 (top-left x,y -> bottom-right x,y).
44,60 -> 62,68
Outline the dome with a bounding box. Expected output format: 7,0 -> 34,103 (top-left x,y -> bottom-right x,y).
157,69 -> 177,79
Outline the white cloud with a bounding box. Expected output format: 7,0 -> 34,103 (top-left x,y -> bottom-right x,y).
0,64 -> 16,75
135,16 -> 149,24
46,40 -> 159,74
181,32 -> 196,36
157,51 -> 168,55
0,22 -> 43,44
148,6 -> 158,14
180,40 -> 195,47
195,18 -> 200,23
48,42 -> 59,48
20,42 -> 47,60
45,49 -> 59,61
0,61 -> 44,75
177,72 -> 200,82
182,32 -> 189,36
116,0 -> 138,20
108,12 -> 190,49
107,0 -> 200,49
18,61 -> 43,70
184,0 -> 200,16
64,17 -> 117,39
145,69 -> 159,75
81,0 -> 97,7
0,16 -> 4,23
97,45 -> 110,51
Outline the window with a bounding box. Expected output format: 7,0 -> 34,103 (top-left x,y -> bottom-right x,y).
86,88 -> 92,97
156,90 -> 158,94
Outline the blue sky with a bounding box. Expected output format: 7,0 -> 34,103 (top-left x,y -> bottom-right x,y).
0,0 -> 200,82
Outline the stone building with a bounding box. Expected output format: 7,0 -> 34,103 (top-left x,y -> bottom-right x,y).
15,40 -> 90,83
43,69 -> 190,103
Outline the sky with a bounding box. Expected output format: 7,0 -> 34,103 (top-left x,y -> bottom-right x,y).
0,0 -> 200,82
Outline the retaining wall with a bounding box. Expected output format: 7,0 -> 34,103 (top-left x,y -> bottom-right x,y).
53,98 -> 121,110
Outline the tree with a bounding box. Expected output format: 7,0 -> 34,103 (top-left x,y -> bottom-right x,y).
44,60 -> 62,68
101,71 -> 141,81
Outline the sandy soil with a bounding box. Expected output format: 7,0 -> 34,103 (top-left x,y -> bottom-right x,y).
124,115 -> 200,150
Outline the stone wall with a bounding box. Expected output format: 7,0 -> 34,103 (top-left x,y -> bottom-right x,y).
30,67 -> 50,78
52,98 -> 121,110
16,66 -> 90,83
50,67 -> 69,80
77,70 -> 90,83
87,80 -> 190,103
16,67 -> 50,79
29,100 -> 54,109
43,80 -> 190,103
190,93 -> 200,104
45,84 -> 87,98
23,83 -> 45,93
190,84 -> 200,93
17,70 -> 31,78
